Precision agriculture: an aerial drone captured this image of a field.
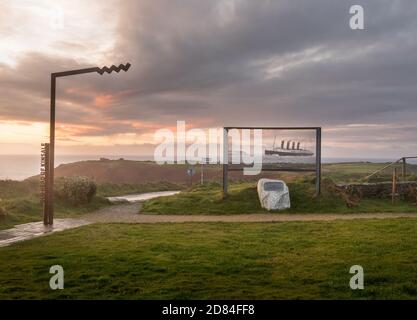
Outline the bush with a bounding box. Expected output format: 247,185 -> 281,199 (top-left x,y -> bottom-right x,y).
322,178 -> 361,208
0,206 -> 5,219
407,174 -> 417,182
4,199 -> 38,214
55,176 -> 97,205
405,186 -> 417,204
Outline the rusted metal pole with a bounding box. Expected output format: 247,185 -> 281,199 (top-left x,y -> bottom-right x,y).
45,63 -> 130,226
222,128 -> 229,199
41,143 -> 50,225
47,75 -> 56,226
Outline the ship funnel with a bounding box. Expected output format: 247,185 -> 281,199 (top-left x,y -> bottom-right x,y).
297,142 -> 300,150
286,141 -> 291,149
281,140 -> 285,148
292,141 -> 296,150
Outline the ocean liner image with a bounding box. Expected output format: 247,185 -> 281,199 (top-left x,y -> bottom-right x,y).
265,138 -> 314,157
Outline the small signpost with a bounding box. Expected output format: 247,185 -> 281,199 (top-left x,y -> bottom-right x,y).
40,143 -> 51,225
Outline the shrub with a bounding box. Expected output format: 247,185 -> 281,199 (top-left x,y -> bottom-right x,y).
405,186 -> 417,204
0,179 -> 39,199
4,199 -> 38,213
55,176 -> 97,205
0,206 -> 5,220
407,174 -> 417,182
322,178 -> 361,208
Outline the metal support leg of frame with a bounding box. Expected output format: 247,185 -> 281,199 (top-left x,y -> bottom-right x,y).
222,128 -> 229,198
315,128 -> 322,197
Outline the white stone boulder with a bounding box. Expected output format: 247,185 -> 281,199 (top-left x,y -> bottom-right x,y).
257,179 -> 291,211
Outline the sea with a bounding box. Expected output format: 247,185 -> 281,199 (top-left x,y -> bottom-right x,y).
0,155 -> 153,181
0,154 -> 409,181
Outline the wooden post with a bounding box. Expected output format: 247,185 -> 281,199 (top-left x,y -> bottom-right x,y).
41,143 -> 50,225
47,75 -> 56,226
402,157 -> 407,181
392,168 -> 397,204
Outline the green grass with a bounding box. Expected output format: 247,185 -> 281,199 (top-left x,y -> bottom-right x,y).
0,179 -> 39,199
1,219 -> 417,299
323,162 -> 417,183
0,179 -> 113,229
142,181 -> 417,215
0,179 -> 182,230
0,196 -> 110,230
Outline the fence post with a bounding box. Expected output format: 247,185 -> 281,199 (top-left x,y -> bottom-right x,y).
402,157 -> 407,181
392,168 -> 397,204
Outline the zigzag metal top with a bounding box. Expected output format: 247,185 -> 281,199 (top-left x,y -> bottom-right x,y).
96,63 -> 131,75
52,63 -> 131,77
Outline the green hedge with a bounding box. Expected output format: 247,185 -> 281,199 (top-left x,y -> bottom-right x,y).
55,176 -> 97,205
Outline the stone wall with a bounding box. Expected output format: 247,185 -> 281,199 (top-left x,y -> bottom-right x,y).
337,182 -> 417,199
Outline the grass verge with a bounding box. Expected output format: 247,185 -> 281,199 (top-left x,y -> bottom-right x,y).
142,181 -> 417,215
0,179 -> 182,230
0,219 -> 417,299
0,196 -> 110,230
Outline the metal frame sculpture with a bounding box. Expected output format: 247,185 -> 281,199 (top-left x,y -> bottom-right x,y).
43,63 -> 131,225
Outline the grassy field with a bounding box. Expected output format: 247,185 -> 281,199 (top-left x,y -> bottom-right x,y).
142,181 -> 417,215
1,219 -> 417,299
1,161 -> 417,300
323,161 -> 417,183
2,161 -> 417,229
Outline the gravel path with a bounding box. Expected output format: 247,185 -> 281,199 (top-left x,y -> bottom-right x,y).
85,203 -> 417,223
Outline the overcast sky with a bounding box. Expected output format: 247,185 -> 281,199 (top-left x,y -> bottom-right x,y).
1,0 -> 416,158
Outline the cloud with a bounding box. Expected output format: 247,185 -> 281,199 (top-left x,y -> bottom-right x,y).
106,0 -> 417,129
1,0 -> 417,157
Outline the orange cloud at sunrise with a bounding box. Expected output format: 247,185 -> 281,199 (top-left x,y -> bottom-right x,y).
94,95 -> 116,108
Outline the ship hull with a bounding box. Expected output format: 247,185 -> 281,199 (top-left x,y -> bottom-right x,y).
265,150 -> 314,157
